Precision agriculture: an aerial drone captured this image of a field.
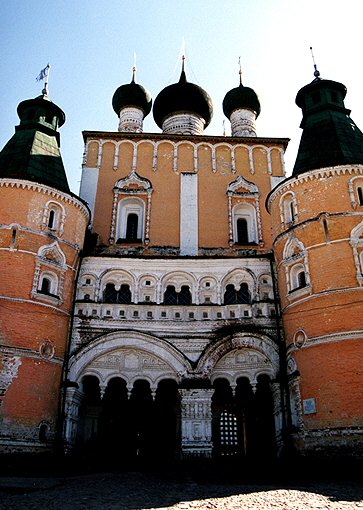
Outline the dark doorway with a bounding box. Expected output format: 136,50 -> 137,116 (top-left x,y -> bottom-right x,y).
125,213 -> 139,241
212,375 -> 275,460
236,218 -> 249,244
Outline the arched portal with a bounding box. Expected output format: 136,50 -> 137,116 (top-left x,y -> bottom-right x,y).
76,376 -> 180,462
66,332 -> 187,461
212,374 -> 275,459
199,334 -> 281,459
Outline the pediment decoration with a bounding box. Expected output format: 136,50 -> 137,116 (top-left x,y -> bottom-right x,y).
90,348 -> 172,373
114,169 -> 152,193
38,241 -> 66,266
214,348 -> 271,371
227,175 -> 259,196
283,236 -> 305,260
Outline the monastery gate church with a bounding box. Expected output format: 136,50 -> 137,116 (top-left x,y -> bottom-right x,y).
0,58 -> 362,462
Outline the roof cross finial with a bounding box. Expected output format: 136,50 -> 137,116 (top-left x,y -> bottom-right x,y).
132,52 -> 137,82
238,57 -> 242,85
310,46 -> 320,80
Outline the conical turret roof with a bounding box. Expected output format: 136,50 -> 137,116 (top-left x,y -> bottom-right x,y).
293,74 -> 363,176
0,92 -> 70,193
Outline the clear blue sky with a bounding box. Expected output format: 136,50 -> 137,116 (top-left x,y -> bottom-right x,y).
1,0 -> 363,192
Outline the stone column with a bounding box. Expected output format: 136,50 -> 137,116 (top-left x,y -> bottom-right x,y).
271,381 -> 283,454
179,388 -> 214,458
63,387 -> 83,454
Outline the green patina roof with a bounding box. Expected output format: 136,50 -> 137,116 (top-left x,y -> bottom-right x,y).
293,78 -> 363,176
0,94 -> 70,193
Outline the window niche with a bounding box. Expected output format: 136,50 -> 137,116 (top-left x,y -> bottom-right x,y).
110,170 -> 152,245
280,192 -> 298,228
283,237 -> 311,298
348,177 -> 363,209
227,176 -> 262,246
42,200 -> 65,235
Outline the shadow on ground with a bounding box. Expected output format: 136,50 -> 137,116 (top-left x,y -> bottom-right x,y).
0,454 -> 362,509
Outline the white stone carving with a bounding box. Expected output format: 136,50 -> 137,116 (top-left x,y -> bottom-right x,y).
230,109 -> 257,137
179,389 -> 213,457
118,107 -> 144,133
162,113 -> 205,136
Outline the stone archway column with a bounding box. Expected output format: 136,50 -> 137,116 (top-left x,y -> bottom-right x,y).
179,388 -> 214,458
63,387 -> 83,454
271,381 -> 283,454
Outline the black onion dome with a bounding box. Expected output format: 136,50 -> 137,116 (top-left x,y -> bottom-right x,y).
223,82 -> 261,119
153,69 -> 213,129
112,74 -> 152,117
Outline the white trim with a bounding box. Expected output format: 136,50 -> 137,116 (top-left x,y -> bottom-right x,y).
180,173 -> 198,256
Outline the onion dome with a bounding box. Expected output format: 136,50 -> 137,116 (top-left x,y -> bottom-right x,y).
223,83 -> 261,119
293,69 -> 363,176
112,68 -> 152,132
223,71 -> 260,137
153,60 -> 213,135
0,91 -> 70,193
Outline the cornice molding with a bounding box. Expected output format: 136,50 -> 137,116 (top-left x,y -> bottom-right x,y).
0,179 -> 90,220
267,165 -> 363,210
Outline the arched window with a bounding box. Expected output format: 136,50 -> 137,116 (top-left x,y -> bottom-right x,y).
118,284 -> 131,304
38,272 -> 58,296
103,283 -> 132,304
290,264 -> 307,291
164,286 -> 178,305
117,198 -> 145,243
178,285 -> 192,305
358,186 -> 363,206
125,213 -> 139,241
297,270 -> 306,288
48,209 -> 56,229
282,193 -> 296,225
163,285 -> 191,305
236,218 -> 249,244
224,284 -> 236,305
237,283 -> 251,304
233,204 -> 258,245
223,283 -> 251,304
103,283 -> 117,303
41,277 -> 51,294
43,201 -> 65,234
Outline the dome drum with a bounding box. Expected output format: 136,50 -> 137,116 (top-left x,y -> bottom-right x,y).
162,112 -> 206,135
118,107 -> 145,133
230,108 -> 257,137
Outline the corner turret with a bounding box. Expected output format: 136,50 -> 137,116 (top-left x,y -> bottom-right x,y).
0,91 -> 70,193
293,72 -> 363,175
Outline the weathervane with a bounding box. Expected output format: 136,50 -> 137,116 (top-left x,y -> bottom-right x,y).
36,63 -> 51,95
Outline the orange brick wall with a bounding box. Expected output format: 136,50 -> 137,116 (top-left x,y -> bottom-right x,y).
0,181 -> 88,449
269,169 -> 363,438
87,136 -> 286,250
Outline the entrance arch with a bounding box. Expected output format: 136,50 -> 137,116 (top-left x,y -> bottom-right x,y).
199,333 -> 281,458
65,331 -> 188,459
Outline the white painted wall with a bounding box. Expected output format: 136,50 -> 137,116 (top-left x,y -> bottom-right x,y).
180,173 -> 198,256
79,167 -> 99,223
